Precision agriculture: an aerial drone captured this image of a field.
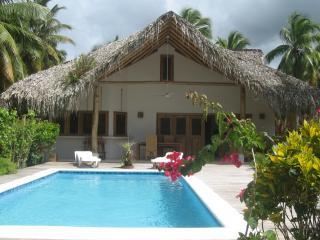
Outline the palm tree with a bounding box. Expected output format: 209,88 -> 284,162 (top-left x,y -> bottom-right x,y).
0,0 -> 73,91
24,0 -> 74,73
216,31 -> 250,50
266,12 -> 320,82
308,45 -> 320,86
0,1 -> 49,91
0,24 -> 24,91
180,8 -> 212,39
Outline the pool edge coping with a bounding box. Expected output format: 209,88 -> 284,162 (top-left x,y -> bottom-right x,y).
0,168 -> 246,240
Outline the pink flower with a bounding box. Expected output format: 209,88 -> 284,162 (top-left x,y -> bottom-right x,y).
234,160 -> 242,168
236,188 -> 246,201
157,152 -> 198,181
317,107 -> 320,114
185,155 -> 195,161
220,153 -> 242,168
167,151 -> 182,161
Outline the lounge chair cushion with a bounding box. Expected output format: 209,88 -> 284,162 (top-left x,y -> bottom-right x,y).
151,152 -> 183,163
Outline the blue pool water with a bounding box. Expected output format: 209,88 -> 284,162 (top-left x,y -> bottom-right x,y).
0,171 -> 221,227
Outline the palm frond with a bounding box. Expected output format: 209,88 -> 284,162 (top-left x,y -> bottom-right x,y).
180,7 -> 212,39
265,45 -> 289,63
1,21 -> 44,47
0,47 -> 14,86
0,2 -> 50,22
47,34 -> 75,45
216,37 -> 227,48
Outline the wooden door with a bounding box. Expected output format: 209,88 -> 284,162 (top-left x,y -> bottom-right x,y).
188,116 -> 204,156
157,113 -> 204,156
174,116 -> 188,154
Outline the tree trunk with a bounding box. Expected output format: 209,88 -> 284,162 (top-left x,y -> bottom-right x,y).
287,112 -> 298,130
91,85 -> 100,154
240,86 -> 246,119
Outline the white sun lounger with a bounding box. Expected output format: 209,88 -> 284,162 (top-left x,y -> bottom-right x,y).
151,152 -> 183,167
74,151 -> 101,168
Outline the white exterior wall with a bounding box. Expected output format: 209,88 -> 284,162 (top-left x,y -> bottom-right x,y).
56,44 -> 275,160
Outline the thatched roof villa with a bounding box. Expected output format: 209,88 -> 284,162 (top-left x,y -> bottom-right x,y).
1,11 -> 319,160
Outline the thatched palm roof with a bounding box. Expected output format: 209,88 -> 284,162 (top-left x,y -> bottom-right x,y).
1,11 -> 319,117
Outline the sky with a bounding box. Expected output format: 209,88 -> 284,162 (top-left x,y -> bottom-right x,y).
51,0 -> 320,68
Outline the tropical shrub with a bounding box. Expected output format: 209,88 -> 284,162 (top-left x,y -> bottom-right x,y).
0,108 -> 17,158
0,108 -> 59,172
241,120 -> 320,240
11,112 -> 37,168
27,120 -> 59,166
238,231 -> 276,240
120,142 -> 135,168
0,157 -> 17,175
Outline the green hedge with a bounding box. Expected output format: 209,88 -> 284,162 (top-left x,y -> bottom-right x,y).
0,108 -> 59,174
0,157 -> 17,175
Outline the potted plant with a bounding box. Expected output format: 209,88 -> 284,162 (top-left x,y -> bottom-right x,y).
120,142 -> 135,168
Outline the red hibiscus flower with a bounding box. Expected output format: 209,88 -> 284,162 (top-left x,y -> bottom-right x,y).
236,188 -> 246,201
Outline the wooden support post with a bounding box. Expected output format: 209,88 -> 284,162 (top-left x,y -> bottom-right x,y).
240,86 -> 246,119
287,112 -> 298,130
91,85 -> 100,154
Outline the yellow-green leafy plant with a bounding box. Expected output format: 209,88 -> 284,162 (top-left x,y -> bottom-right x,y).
241,120 -> 320,240
65,54 -> 96,85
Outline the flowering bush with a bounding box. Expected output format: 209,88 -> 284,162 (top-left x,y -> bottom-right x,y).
158,92 -> 264,184
187,91 -> 266,164
221,152 -> 242,168
157,92 -> 274,239
157,91 -> 265,181
158,151 -> 242,181
158,152 -> 194,181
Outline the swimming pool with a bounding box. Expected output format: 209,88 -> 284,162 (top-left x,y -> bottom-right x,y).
0,169 -> 246,239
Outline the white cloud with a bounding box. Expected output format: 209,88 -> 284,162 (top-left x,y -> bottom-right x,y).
50,0 -> 320,68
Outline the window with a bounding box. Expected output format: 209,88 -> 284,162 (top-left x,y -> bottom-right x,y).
245,113 -> 253,119
160,117 -> 171,135
82,112 -> 92,135
98,112 -> 108,136
114,112 -> 127,136
176,117 -> 186,135
55,111 -> 108,136
160,55 -> 174,81
69,113 -> 79,135
82,112 -> 109,136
